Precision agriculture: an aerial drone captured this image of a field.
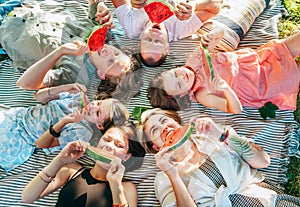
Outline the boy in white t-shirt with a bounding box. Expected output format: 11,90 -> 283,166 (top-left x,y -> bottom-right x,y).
109,0 -> 222,66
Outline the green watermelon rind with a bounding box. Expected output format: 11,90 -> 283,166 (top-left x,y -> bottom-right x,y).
86,147 -> 112,164
145,0 -> 175,12
203,46 -> 215,80
80,91 -> 85,109
168,123 -> 194,151
85,25 -> 102,43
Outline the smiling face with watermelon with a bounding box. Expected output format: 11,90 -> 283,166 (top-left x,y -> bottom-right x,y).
86,25 -> 131,80
143,113 -> 182,151
139,0 -> 174,66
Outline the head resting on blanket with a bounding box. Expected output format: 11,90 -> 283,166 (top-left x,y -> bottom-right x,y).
90,45 -> 144,101
138,23 -> 170,67
91,121 -> 146,172
136,108 -> 182,153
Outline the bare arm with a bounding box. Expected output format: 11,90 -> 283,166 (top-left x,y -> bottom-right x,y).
155,149 -> 197,207
283,32 -> 300,58
35,108 -> 87,148
195,78 -> 242,114
193,117 -> 270,169
22,141 -> 88,203
107,158 -> 134,206
17,40 -> 88,90
34,83 -> 87,103
225,131 -> 271,169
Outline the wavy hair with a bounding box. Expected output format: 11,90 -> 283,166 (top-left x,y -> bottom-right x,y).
105,122 -> 146,172
147,72 -> 191,111
95,54 -> 143,101
136,108 -> 182,153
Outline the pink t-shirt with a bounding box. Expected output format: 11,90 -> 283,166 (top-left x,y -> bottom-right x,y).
189,40 -> 300,110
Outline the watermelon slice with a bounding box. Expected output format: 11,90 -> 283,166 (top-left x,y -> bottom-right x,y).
86,146 -> 115,164
202,46 -> 214,80
163,123 -> 194,151
85,25 -> 108,51
144,0 -> 174,24
80,91 -> 88,110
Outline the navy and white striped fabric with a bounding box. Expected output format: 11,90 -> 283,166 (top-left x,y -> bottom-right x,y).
0,0 -> 299,206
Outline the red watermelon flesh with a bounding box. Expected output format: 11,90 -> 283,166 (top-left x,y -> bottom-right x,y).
85,25 -> 108,51
144,0 -> 174,24
162,123 -> 194,151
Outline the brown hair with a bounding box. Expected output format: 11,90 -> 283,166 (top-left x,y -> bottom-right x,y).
139,53 -> 167,67
101,121 -> 146,172
95,55 -> 143,101
147,72 -> 191,111
136,108 -> 182,153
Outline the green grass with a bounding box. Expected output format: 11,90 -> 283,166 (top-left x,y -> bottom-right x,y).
279,0 -> 300,197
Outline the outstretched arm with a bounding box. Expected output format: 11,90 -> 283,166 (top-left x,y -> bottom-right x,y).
33,83 -> 87,103
283,31 -> 300,58
22,140 -> 88,203
195,77 -> 242,114
155,148 -> 197,207
34,108 -> 87,148
193,117 -> 270,169
17,40 -> 88,90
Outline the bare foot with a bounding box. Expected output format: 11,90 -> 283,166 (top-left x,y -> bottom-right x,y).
201,26 -> 224,52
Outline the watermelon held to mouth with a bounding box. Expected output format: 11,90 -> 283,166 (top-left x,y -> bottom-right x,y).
85,25 -> 108,51
80,91 -> 88,110
144,0 -> 175,24
85,146 -> 115,164
163,123 -> 194,151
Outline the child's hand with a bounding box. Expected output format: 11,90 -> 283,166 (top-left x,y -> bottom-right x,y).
210,77 -> 230,91
155,147 -> 177,173
174,2 -> 192,20
60,40 -> 88,56
192,117 -> 222,139
106,157 -> 125,183
65,83 -> 87,94
58,140 -> 90,164
95,2 -> 114,29
185,48 -> 202,69
63,108 -> 87,124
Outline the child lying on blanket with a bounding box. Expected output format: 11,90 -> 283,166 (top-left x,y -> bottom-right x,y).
16,39 -> 143,101
22,122 -> 146,207
136,108 -> 300,207
0,83 -> 130,172
107,0 -> 223,66
147,31 -> 300,113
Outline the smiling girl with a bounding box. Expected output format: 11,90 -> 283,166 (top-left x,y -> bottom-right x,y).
148,32 -> 300,113
22,122 -> 146,207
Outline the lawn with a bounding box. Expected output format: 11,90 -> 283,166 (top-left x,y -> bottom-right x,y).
278,0 -> 300,197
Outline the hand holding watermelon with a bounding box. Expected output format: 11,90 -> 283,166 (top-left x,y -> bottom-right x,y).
94,2 -> 114,29
60,40 -> 89,57
174,1 -> 192,21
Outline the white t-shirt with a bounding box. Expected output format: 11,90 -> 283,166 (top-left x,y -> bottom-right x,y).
154,135 -> 277,207
114,4 -> 203,42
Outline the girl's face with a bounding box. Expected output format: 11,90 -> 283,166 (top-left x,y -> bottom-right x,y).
84,99 -> 113,130
96,127 -> 130,166
144,114 -> 181,151
89,45 -> 131,79
161,67 -> 195,96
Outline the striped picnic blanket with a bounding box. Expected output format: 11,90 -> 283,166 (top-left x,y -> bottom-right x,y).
0,0 -> 299,206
